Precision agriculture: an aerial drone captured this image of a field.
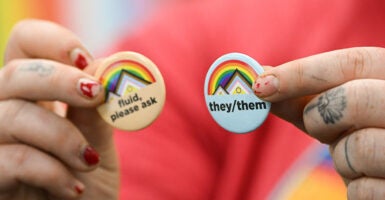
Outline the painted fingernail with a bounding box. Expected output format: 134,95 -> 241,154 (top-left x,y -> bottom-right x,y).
77,78 -> 102,99
82,146 -> 100,166
252,75 -> 279,97
74,184 -> 84,195
70,48 -> 90,70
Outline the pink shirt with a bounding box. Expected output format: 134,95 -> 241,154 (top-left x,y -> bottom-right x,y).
112,0 -> 385,199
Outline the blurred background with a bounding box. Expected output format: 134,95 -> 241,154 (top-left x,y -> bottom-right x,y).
0,0 -> 179,63
0,1 -> 346,199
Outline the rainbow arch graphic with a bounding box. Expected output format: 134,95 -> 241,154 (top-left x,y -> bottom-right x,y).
207,60 -> 258,95
99,59 -> 156,93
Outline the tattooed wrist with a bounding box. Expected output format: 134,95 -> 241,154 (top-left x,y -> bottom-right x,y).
19,61 -> 55,77
304,87 -> 347,124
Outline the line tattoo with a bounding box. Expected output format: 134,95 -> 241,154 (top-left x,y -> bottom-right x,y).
344,135 -> 358,173
304,87 -> 347,124
19,62 -> 55,77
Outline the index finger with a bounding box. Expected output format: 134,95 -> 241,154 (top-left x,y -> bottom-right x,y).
253,47 -> 385,102
4,19 -> 92,70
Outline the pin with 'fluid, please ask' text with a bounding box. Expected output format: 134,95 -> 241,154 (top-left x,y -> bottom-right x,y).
95,51 -> 166,131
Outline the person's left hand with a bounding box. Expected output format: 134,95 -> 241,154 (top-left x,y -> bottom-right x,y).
253,47 -> 385,199
1,19 -> 119,200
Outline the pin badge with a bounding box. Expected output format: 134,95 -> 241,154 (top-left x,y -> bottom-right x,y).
95,52 -> 166,131
204,53 -> 271,133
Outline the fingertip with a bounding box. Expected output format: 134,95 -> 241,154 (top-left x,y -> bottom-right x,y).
73,181 -> 85,196
80,145 -> 100,167
53,180 -> 85,199
252,74 -> 279,101
69,48 -> 93,70
72,70 -> 106,107
76,78 -> 104,100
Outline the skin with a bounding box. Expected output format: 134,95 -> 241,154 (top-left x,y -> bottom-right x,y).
1,19 -> 119,200
257,47 -> 385,199
2,19 -> 385,200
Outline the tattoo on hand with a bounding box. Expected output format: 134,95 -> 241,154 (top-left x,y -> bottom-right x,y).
19,62 -> 55,77
344,134 -> 358,173
304,87 -> 347,124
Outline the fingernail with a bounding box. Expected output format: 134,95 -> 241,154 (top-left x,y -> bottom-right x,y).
68,181 -> 85,198
77,78 -> 102,99
253,75 -> 279,97
82,146 -> 100,166
70,48 -> 90,70
74,184 -> 84,195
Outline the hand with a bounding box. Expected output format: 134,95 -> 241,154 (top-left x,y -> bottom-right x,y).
0,19 -> 119,199
254,47 -> 385,199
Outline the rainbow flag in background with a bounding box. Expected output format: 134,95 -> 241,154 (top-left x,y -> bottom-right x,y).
268,143 -> 347,200
0,0 -> 62,64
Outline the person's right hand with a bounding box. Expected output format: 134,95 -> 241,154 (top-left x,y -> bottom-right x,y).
254,47 -> 385,199
0,19 -> 119,199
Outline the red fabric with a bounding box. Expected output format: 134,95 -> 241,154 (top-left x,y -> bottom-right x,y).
112,0 -> 385,199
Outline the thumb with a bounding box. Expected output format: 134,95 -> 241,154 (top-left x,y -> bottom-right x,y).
256,65 -> 314,131
254,48 -> 385,132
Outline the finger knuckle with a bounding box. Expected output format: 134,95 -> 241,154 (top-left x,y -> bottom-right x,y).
0,60 -> 30,100
346,80 -> 370,121
41,166 -> 63,184
46,67 -> 61,93
350,49 -> 367,77
51,120 -> 81,152
347,178 -> 376,200
0,59 -> 20,84
292,61 -> 305,90
12,145 -> 34,168
354,128 -> 385,174
11,145 -> 65,184
0,100 -> 28,130
373,47 -> 385,63
338,48 -> 371,80
350,130 -> 375,171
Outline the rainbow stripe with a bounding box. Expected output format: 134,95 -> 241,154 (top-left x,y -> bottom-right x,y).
99,59 -> 155,93
268,144 -> 346,200
208,60 -> 258,95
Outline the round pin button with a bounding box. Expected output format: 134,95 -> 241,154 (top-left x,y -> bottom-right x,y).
95,51 -> 166,131
204,53 -> 271,133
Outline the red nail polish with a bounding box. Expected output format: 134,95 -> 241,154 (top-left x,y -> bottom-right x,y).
74,185 -> 84,195
70,48 -> 89,70
252,75 -> 278,97
75,54 -> 88,70
82,146 -> 100,166
78,78 -> 101,98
